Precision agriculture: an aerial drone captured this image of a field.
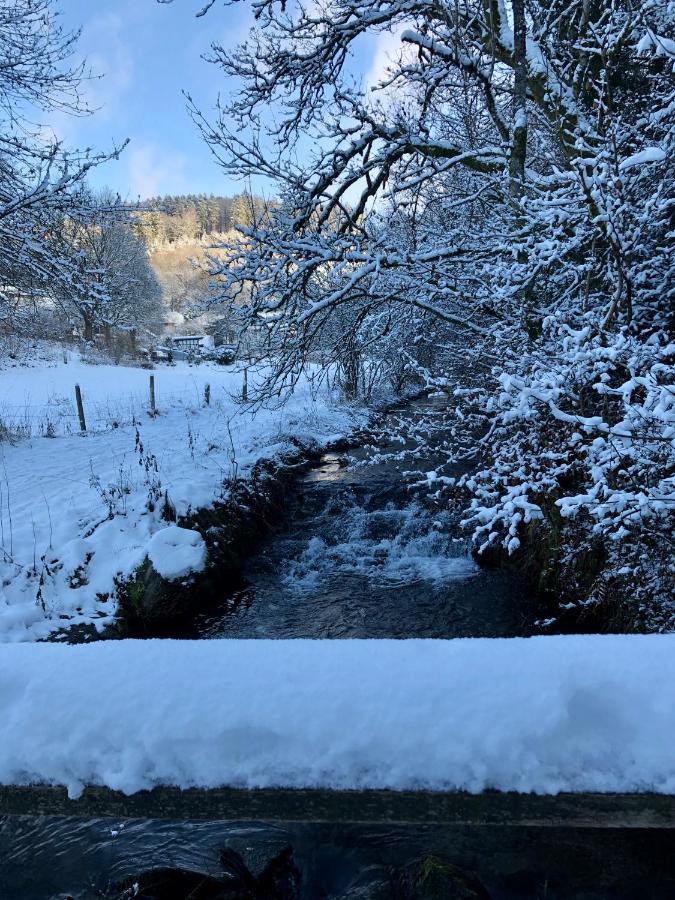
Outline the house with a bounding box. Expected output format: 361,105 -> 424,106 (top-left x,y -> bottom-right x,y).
169,334 -> 214,353
209,318 -> 237,347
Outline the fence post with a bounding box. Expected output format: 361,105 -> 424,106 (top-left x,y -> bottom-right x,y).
74,384 -> 86,433
204,383 -> 210,407
149,375 -> 156,415
242,368 -> 248,402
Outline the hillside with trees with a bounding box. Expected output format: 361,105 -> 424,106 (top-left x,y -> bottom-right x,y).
131,192 -> 266,324
134,192 -> 267,249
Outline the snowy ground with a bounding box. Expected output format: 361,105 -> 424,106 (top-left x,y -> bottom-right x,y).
1,635 -> 674,798
0,351 -> 363,641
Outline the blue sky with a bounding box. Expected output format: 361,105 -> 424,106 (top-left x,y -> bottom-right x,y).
54,0 -> 261,200
54,0 -> 390,201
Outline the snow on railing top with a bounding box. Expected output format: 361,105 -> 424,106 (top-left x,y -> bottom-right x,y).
2,636 -> 675,800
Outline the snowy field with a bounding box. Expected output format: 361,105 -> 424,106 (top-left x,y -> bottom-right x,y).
1,635 -> 674,798
0,352 -> 363,641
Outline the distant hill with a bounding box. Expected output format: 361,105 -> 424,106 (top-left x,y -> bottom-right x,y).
128,192 -> 267,325
131,193 -> 268,251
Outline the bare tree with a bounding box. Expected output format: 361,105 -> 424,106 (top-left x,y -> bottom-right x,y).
0,0 -> 126,334
162,1 -> 673,393
164,0 -> 675,625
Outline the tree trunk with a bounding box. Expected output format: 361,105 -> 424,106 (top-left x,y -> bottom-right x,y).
340,349 -> 360,400
509,0 -> 528,192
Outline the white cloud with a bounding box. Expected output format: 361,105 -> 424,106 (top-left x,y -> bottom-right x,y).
363,26 -> 406,93
36,116 -> 70,147
125,142 -> 189,199
31,12 -> 132,150
79,12 -> 134,117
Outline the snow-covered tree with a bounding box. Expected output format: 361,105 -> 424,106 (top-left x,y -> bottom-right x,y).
50,192 -> 163,342
171,0 -> 674,625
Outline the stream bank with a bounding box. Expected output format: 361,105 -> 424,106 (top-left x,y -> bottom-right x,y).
115,438 -> 327,636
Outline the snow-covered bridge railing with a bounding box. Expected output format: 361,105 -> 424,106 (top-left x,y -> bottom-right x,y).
2,638 -> 674,805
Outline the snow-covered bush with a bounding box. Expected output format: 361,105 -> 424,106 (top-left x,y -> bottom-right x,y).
460,328 -> 674,627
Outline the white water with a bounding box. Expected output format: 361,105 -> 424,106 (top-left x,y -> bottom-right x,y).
283,498 -> 479,594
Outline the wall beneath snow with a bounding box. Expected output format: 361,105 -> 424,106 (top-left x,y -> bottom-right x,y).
1,636 -> 674,800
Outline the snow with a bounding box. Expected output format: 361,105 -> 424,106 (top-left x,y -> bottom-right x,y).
146,526 -> 207,580
1,635 -> 675,799
0,353 -> 365,641
619,147 -> 667,171
636,29 -> 675,59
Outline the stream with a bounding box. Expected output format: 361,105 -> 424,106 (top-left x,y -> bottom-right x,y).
189,396 -> 529,639
3,816 -> 675,899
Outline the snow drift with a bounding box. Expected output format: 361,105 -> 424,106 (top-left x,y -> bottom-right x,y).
1,635 -> 674,799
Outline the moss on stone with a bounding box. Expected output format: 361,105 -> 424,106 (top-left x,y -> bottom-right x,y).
403,855 -> 489,899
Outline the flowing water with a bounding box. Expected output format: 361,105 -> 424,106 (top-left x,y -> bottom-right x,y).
3,815 -> 675,899
189,397 -> 528,639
